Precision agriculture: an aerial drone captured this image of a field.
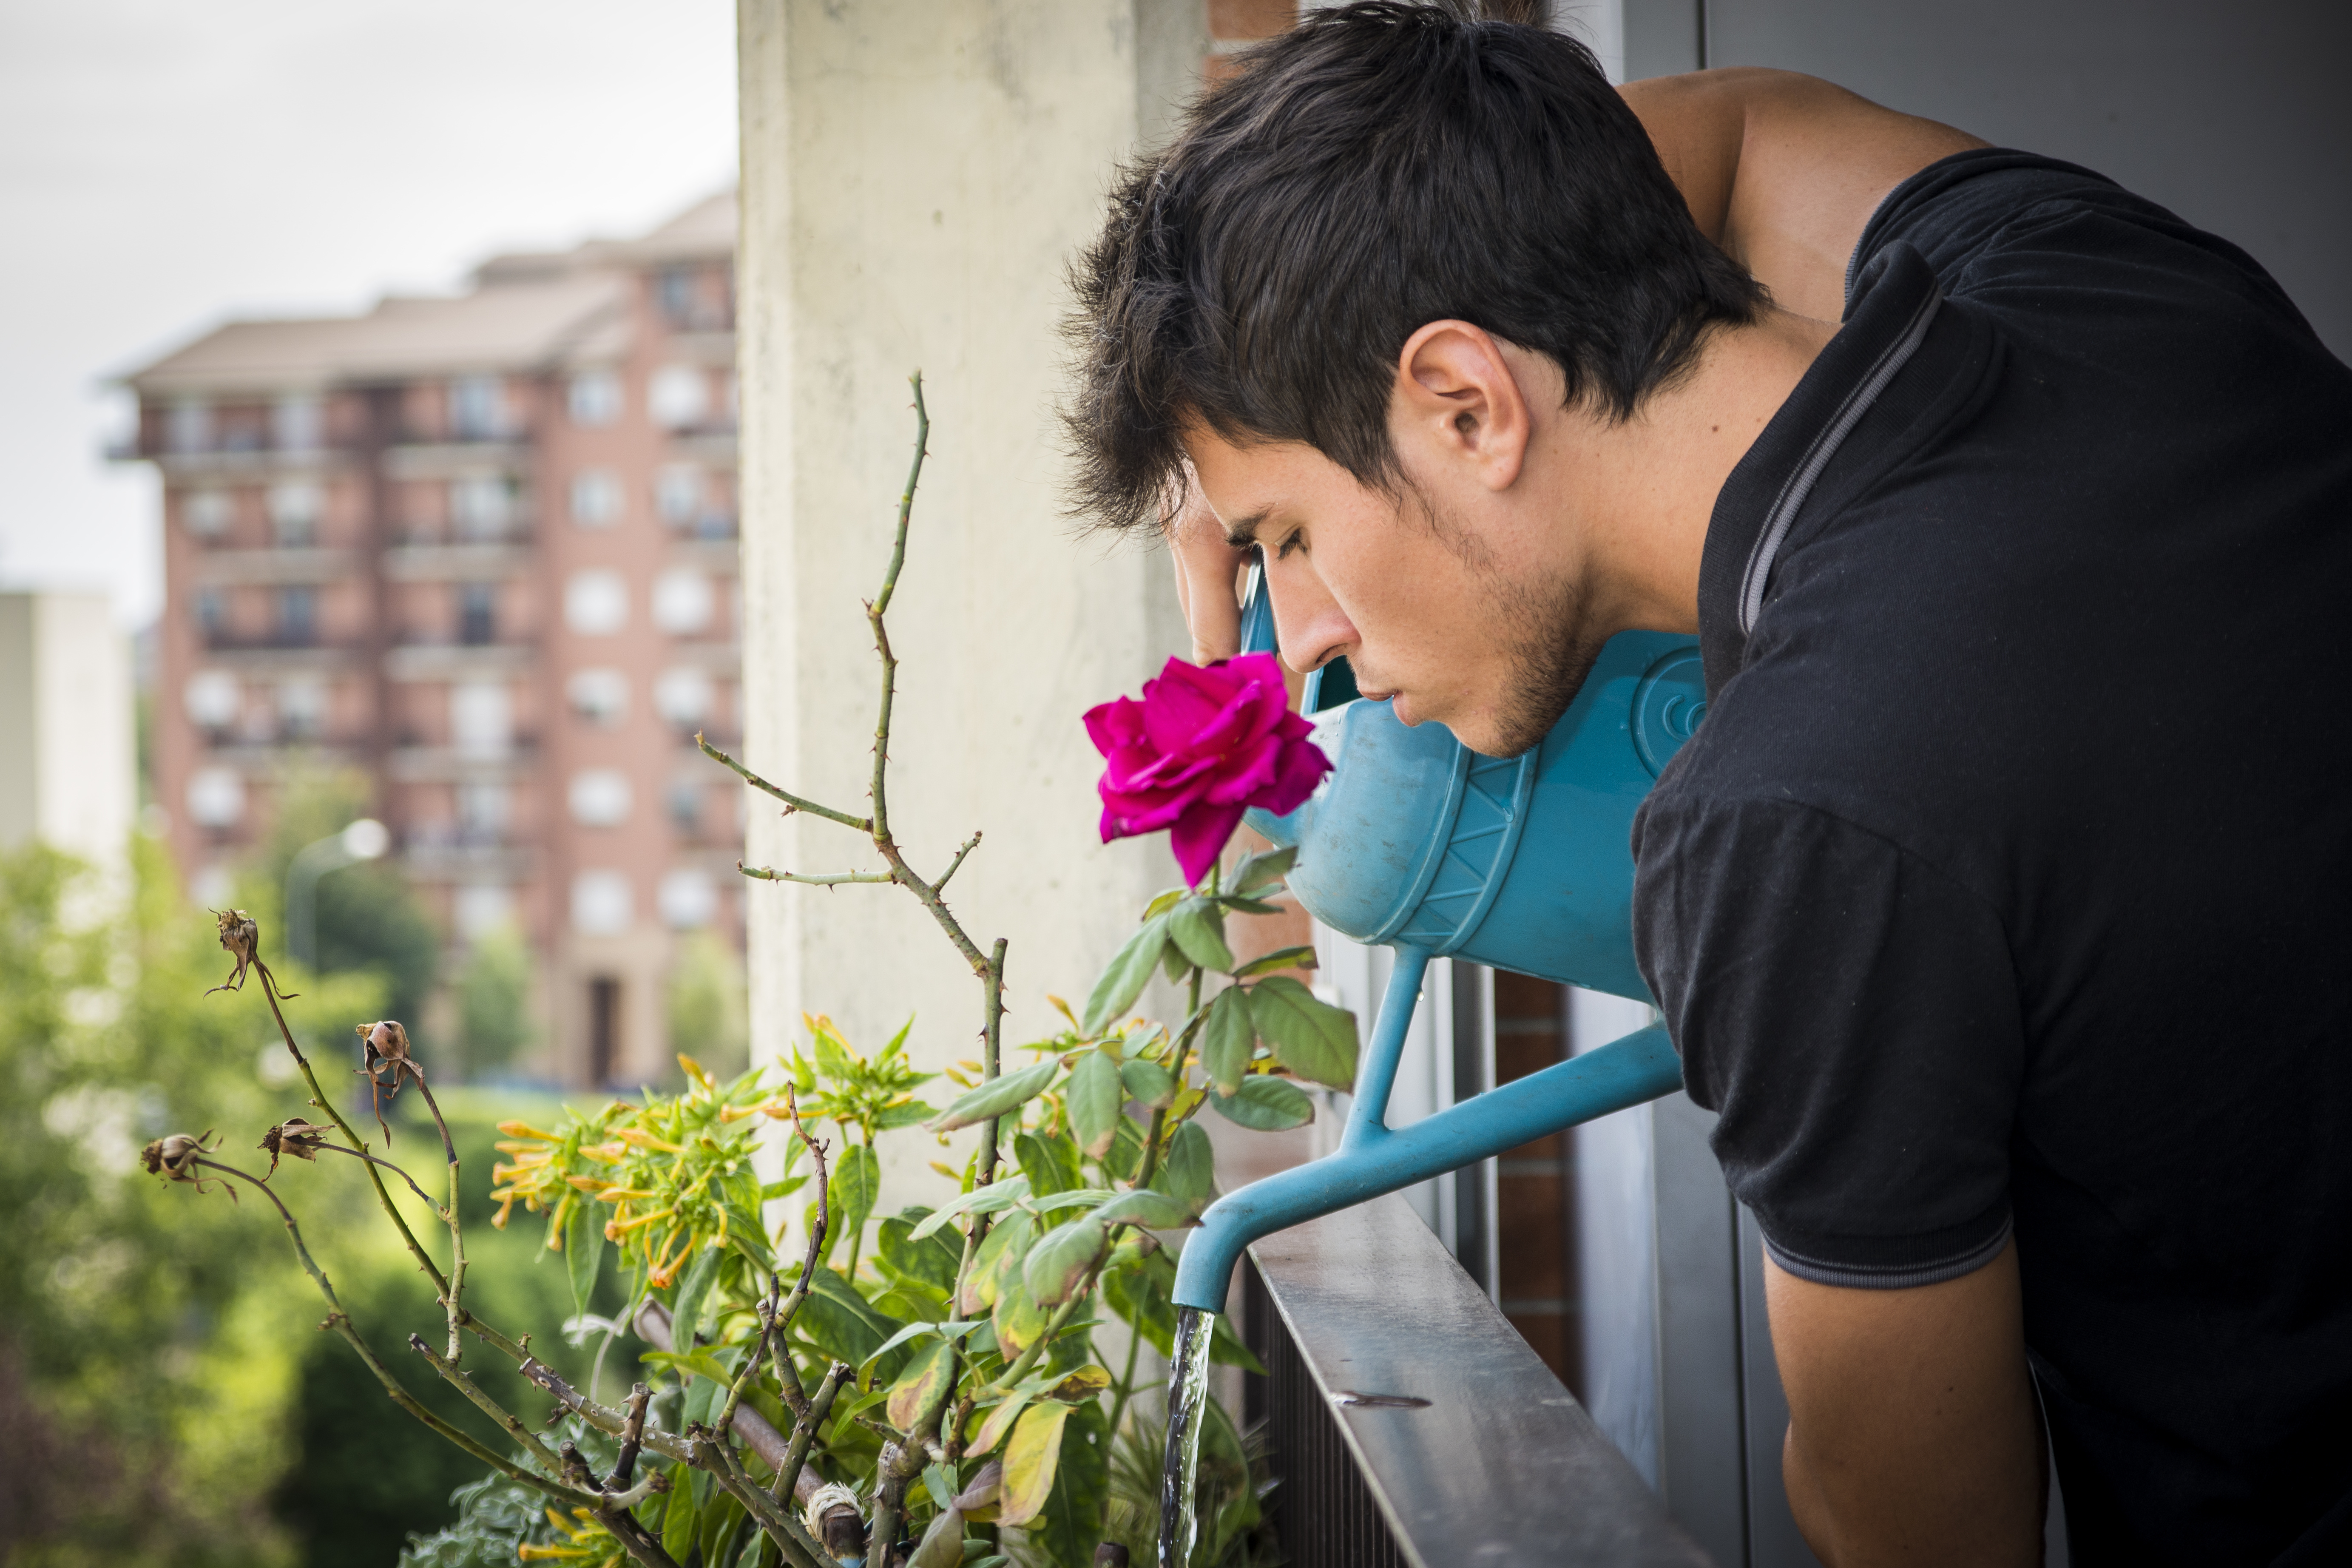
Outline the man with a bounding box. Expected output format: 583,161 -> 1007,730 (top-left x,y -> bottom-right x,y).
1060,4 -> 2352,1564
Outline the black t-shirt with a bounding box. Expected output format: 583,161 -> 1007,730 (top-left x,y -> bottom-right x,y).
1630,148 -> 2352,1564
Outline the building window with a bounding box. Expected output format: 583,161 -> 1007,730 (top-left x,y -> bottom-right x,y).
185,489 -> 233,538
458,582 -> 497,645
566,668 -> 628,726
186,766 -> 245,829
564,570 -> 627,636
655,267 -> 696,326
277,676 -> 327,740
450,680 -> 512,756
276,586 -> 316,646
658,867 -> 717,929
654,463 -> 703,526
450,476 -> 517,541
568,769 -> 632,827
456,782 -> 509,844
653,666 -> 712,729
449,375 -> 507,441
167,399 -> 212,454
648,365 -> 709,430
650,569 -> 713,635
665,778 -> 703,835
268,480 -> 322,547
185,670 -> 240,731
195,588 -> 228,641
587,974 -> 622,1082
572,872 -> 633,936
273,393 -> 324,452
571,469 -> 622,528
568,369 -> 622,427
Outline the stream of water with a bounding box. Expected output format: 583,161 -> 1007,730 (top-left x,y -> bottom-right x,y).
1157,1306 -> 1216,1568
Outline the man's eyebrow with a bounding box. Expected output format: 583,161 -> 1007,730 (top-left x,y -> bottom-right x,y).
1222,508 -> 1271,548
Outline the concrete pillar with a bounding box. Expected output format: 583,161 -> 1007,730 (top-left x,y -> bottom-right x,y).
734,1 -> 1202,1202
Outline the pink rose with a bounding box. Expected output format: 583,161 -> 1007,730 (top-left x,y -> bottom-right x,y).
1085,653 -> 1331,887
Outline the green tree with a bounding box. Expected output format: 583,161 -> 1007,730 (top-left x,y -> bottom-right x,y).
665,929 -> 748,1080
0,838 -> 378,1567
452,925 -> 534,1080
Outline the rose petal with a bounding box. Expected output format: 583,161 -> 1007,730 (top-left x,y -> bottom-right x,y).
1169,801 -> 1247,888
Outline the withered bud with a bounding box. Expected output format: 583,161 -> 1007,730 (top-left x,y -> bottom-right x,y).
207,909 -> 261,994
259,1118 -> 332,1176
357,1019 -> 412,1071
142,1130 -> 219,1179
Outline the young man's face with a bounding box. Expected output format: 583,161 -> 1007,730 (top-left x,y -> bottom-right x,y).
1183,424 -> 1604,759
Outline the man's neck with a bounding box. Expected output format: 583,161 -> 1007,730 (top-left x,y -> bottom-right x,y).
1565,306 -> 1838,636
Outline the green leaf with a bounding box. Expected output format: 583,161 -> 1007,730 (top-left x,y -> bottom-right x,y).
1104,1247 -> 1180,1357
992,1276 -> 1048,1362
758,1174 -> 807,1201
1119,1057 -> 1177,1111
1142,886 -> 1188,920
1232,944 -> 1318,978
1205,1074 -> 1315,1131
1081,914 -> 1170,1034
1022,1215 -> 1108,1307
1015,1130 -> 1082,1198
931,1059 -> 1060,1132
1095,1188 -> 1192,1230
1199,986 -> 1255,1097
886,1337 -> 957,1432
1217,895 -> 1284,916
1247,974 -> 1358,1090
961,1211 -> 1033,1315
660,1460 -> 697,1559
668,1247 -> 722,1350
922,1462 -> 957,1512
878,1207 -> 963,1292
1030,1398 -> 1110,1568
1167,899 -> 1236,972
796,1265 -> 907,1378
1160,1121 -> 1215,1215
1065,1048 -> 1122,1160
697,1486 -> 744,1568
1160,936 -> 1194,986
1105,1109 -> 1146,1184
828,1141 -> 882,1241
909,1174 -> 1030,1241
565,1199 -> 604,1320
996,1402 -> 1074,1528
825,1383 -> 891,1446
859,1316 -> 982,1373
968,1389 -> 1030,1457
1027,1188 -> 1114,1214
1229,843 -> 1296,895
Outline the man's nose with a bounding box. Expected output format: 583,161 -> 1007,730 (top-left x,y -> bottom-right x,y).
1266,567 -> 1355,675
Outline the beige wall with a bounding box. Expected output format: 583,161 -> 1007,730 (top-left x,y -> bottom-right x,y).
736,0 -> 1202,1204
0,591 -> 135,879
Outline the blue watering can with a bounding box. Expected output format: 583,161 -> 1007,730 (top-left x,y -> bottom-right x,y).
1170,575 -> 1709,1314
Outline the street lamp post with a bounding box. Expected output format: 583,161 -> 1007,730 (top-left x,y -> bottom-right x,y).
286,818 -> 390,970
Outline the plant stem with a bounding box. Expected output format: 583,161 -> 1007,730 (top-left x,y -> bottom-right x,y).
986,1256 -> 1110,1396
412,1072 -> 467,1363
190,1158 -> 594,1508
1107,1305 -> 1145,1443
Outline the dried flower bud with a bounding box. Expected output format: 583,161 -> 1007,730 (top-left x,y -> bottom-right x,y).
358,1019 -> 412,1068
207,910 -> 261,994
142,1130 -> 219,1179
258,1118 -> 332,1176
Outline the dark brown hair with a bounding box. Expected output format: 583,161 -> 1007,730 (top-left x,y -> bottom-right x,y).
1062,0 -> 1766,532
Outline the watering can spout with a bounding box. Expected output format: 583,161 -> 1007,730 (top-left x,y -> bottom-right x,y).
1170,944 -> 1682,1314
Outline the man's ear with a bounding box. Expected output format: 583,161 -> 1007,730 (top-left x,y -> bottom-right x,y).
1393,321 -> 1533,491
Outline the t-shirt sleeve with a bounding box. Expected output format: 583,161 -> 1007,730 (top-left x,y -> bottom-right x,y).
1631,793 -> 2024,1288
1850,147 -> 2303,332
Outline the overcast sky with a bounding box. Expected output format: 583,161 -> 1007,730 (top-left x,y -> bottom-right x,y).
0,0 -> 737,629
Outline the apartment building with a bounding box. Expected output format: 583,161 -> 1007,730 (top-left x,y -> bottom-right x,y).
124,194 -> 743,1087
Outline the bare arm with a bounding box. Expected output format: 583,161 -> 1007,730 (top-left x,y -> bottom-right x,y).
1766,1237 -> 2045,1567
1620,68 -> 1988,321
